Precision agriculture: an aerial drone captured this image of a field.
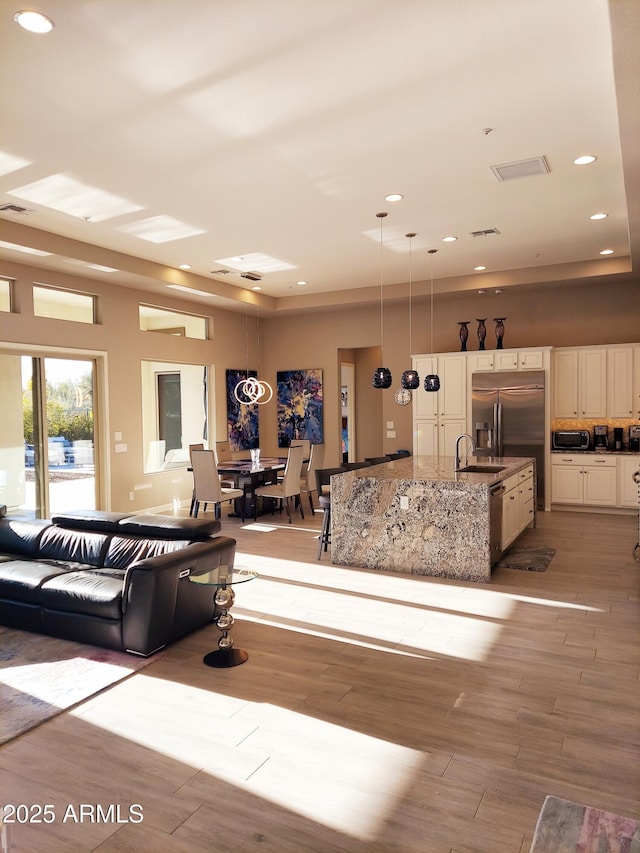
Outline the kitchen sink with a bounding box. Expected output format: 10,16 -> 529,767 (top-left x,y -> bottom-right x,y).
457,464 -> 506,473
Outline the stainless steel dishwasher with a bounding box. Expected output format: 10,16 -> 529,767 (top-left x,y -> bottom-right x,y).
489,482 -> 506,566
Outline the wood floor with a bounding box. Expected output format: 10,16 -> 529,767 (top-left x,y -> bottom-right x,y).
1,505 -> 639,852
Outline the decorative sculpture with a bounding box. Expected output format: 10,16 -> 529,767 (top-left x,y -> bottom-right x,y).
477,318 -> 487,350
458,321 -> 470,352
494,317 -> 506,349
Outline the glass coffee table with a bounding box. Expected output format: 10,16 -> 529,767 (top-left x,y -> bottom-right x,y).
189,566 -> 257,667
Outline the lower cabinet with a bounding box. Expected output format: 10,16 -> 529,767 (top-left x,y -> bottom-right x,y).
618,457 -> 640,508
501,463 -> 535,551
414,418 -> 467,458
551,455 -> 617,507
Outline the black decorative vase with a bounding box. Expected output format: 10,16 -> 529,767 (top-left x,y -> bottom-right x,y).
477,318 -> 487,350
458,321 -> 470,352
494,317 -> 506,349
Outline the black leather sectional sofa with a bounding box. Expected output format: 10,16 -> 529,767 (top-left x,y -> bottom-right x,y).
0,510 -> 236,656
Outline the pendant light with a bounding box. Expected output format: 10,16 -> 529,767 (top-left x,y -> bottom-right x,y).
400,232 -> 419,390
372,211 -> 392,389
234,303 -> 273,405
424,248 -> 441,392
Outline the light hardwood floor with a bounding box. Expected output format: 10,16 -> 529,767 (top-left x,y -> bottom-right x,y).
1,504 -> 639,852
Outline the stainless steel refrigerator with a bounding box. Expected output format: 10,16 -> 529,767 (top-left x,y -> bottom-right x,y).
472,371 -> 545,507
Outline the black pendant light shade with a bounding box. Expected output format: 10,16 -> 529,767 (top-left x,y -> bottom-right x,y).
373,367 -> 393,389
424,374 -> 440,392
401,369 -> 420,389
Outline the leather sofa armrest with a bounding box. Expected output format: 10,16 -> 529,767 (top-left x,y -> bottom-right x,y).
122,536 -> 236,656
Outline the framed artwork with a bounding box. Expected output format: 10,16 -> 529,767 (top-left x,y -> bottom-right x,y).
277,369 -> 323,446
226,369 -> 259,451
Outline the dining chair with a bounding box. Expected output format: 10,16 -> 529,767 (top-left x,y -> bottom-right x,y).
314,466 -> 346,559
277,438 -> 311,483
254,444 -> 305,523
190,449 -> 245,520
188,443 -> 205,516
214,440 -> 235,488
300,442 -> 325,515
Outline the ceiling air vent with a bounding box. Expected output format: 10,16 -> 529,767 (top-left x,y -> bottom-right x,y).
490,156 -> 550,182
210,269 -> 232,274
470,228 -> 501,238
240,271 -> 262,282
0,203 -> 34,214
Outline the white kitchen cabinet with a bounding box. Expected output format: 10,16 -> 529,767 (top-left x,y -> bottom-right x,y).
414,418 -> 467,458
552,347 -> 607,418
413,354 -> 466,420
607,346 -> 635,417
501,464 -> 535,551
634,346 -> 640,418
618,456 -> 640,508
551,454 -> 617,507
468,348 -> 545,373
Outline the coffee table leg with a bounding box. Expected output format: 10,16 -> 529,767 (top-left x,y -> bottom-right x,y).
203,585 -> 249,667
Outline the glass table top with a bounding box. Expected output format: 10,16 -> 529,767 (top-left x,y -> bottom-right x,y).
189,566 -> 257,587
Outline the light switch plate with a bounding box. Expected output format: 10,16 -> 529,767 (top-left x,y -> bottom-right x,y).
387,430 -> 396,439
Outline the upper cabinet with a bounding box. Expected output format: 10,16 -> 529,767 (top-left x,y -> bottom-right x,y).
467,348 -> 546,373
413,354 -> 466,420
552,347 -> 607,418
553,344 -> 640,419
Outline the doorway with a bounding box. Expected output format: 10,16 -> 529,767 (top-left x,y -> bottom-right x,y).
340,362 -> 355,463
0,353 -> 97,518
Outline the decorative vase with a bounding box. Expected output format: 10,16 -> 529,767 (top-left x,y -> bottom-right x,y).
476,318 -> 487,350
494,317 -> 506,349
458,321 -> 470,352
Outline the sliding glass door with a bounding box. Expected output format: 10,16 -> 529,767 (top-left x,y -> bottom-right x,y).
0,353 -> 96,518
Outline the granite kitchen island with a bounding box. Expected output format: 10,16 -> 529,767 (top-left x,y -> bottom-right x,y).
330,455 -> 535,583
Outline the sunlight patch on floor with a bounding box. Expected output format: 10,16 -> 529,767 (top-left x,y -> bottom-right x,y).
72,679 -> 424,842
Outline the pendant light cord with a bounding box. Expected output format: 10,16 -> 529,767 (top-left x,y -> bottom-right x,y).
428,248 -> 437,356
406,232 -> 416,358
377,212 -> 387,359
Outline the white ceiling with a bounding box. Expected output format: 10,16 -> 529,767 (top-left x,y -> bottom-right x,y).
0,0 -> 638,315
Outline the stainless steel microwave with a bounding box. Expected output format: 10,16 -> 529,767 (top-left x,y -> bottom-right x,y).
552,430 -> 590,451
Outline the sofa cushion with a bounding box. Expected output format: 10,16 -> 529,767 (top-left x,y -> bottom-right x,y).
103,535 -> 190,570
117,514 -> 221,539
0,559 -> 72,604
51,511 -> 130,533
38,525 -> 110,568
0,519 -> 50,558
41,569 -> 126,620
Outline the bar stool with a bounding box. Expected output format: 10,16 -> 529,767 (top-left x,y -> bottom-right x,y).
314,466 -> 346,559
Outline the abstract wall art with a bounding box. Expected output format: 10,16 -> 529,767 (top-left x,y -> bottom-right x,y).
226,369 -> 259,451
276,369 -> 323,446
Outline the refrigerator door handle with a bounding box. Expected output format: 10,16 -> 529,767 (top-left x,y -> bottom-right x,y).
495,402 -> 502,456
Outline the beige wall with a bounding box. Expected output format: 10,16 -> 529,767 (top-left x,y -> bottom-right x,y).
2,257 -> 638,512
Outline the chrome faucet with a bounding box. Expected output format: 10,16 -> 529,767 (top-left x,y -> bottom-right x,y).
455,433 -> 475,471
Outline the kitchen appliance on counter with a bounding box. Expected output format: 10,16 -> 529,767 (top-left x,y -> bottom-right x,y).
552,430 -> 590,451
472,371 -> 545,507
594,425 -> 609,452
630,425 -> 640,453
613,427 -> 624,452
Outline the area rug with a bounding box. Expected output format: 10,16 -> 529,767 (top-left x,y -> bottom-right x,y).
530,795 -> 640,853
0,626 -> 162,745
495,545 -> 555,572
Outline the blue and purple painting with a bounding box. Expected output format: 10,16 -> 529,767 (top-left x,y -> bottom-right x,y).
226,369 -> 259,451
277,369 -> 323,447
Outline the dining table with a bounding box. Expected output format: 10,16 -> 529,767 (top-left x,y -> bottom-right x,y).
216,457 -> 287,518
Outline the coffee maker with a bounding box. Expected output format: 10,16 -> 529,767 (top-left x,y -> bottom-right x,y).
613,427 -> 624,452
629,425 -> 640,453
593,425 -> 608,452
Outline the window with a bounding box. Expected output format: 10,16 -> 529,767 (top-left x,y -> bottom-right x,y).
33,284 -> 95,323
139,304 -> 208,340
0,277 -> 11,312
141,361 -> 209,473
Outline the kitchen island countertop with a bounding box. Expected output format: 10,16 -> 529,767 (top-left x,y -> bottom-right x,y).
330,455 -> 535,583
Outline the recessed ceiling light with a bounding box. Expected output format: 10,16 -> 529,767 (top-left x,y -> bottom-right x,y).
590,213 -> 608,220
384,193 -> 403,202
574,155 -> 597,165
251,285 -> 262,291
600,249 -> 614,255
477,289 -> 486,295
495,288 -> 503,294
474,265 -> 487,271
178,264 -> 192,270
442,236 -> 457,242
14,10 -> 55,33
296,280 -> 308,286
